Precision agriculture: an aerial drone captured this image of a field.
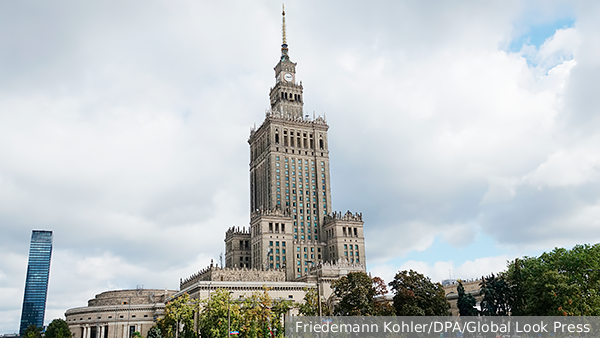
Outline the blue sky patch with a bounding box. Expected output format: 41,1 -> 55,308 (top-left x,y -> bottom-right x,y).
509,17 -> 575,53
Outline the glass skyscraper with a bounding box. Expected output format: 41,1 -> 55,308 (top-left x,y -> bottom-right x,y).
19,230 -> 53,335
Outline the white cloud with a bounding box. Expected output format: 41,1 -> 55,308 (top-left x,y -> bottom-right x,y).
372,255 -> 512,285
2,0 -> 600,333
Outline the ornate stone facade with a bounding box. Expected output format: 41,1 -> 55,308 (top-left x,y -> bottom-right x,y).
180,263 -> 285,290
225,226 -> 251,268
65,289 -> 176,338
225,5 -> 367,282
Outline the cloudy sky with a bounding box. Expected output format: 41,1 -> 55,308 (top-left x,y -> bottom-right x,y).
1,0 -> 600,333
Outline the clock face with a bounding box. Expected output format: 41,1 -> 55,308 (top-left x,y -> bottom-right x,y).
284,73 -> 293,82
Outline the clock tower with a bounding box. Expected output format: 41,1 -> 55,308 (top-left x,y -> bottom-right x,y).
269,5 -> 304,118
225,5 -> 366,282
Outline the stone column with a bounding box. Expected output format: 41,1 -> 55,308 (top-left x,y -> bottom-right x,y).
82,326 -> 87,338
122,325 -> 127,338
99,326 -> 104,338
86,326 -> 91,338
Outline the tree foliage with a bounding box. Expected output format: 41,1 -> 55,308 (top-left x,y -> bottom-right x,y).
45,319 -> 72,338
389,270 -> 450,316
372,276 -> 395,316
147,326 -> 162,338
161,293 -> 196,338
479,273 -> 511,316
197,289 -> 240,338
24,325 -> 42,338
296,287 -> 331,316
198,287 -> 291,338
475,244 -> 600,316
331,272 -> 376,315
456,281 -> 478,316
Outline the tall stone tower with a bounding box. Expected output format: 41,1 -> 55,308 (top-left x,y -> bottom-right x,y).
225,6 -> 366,281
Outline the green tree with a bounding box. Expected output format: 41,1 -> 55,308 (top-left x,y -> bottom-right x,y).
479,273 -> 511,316
389,269 -> 449,316
503,244 -> 600,316
296,287 -> 331,316
237,288 -> 291,338
162,293 -> 196,338
147,326 -> 162,338
198,289 -> 240,338
45,319 -> 72,338
372,276 -> 395,316
331,272 -> 376,316
24,325 -> 42,338
296,287 -> 319,316
456,281 -> 478,316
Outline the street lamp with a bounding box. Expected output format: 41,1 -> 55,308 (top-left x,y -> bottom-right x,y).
228,291 -> 233,338
306,261 -> 322,317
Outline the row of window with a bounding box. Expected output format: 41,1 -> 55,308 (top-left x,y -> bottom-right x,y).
273,129 -> 324,150
268,222 -> 285,233
279,91 -> 302,102
275,156 -> 328,213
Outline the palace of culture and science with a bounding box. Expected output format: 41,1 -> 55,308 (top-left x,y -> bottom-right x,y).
64,8 -> 368,338
223,6 -> 366,282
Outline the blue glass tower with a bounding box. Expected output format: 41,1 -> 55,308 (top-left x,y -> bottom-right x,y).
19,230 -> 53,335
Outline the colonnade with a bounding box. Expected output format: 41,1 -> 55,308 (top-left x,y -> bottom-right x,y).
80,323 -> 142,338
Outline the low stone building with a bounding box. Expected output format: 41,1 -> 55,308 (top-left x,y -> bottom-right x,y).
65,289 -> 176,338
177,263 -> 313,305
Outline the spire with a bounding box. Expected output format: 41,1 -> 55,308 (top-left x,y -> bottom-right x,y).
282,4 -> 287,45
281,4 -> 289,60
